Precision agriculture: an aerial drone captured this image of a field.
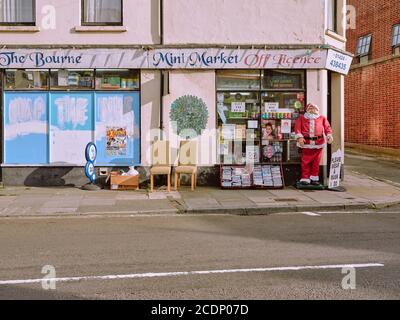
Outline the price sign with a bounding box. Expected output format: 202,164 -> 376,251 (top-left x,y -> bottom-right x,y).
265,102 -> 279,113
231,102 -> 246,113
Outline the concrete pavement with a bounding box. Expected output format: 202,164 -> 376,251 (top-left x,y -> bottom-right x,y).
1,170 -> 400,217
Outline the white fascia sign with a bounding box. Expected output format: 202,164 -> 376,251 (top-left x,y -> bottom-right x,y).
325,49 -> 353,75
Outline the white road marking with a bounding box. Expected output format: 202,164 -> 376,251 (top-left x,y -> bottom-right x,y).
0,263 -> 384,285
300,212 -> 321,216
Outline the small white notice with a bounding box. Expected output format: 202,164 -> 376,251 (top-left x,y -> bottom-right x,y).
328,149 -> 343,189
265,102 -> 279,113
231,102 -> 246,113
281,119 -> 292,134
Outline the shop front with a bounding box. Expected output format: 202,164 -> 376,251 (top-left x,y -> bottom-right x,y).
0,47 -> 352,187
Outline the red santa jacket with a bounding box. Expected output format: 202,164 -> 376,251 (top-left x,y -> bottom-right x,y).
294,113 -> 333,149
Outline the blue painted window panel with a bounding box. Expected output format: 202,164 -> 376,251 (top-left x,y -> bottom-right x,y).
95,92 -> 140,165
4,92 -> 49,164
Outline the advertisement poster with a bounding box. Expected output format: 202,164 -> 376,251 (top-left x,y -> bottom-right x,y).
106,127 -> 127,156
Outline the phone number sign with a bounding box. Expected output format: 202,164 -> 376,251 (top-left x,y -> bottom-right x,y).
325,49 -> 353,75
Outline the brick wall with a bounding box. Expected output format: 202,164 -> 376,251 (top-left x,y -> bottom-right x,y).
345,0 -> 400,148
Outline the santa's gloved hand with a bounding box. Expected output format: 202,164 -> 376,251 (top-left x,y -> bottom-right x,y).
327,135 -> 334,144
298,138 -> 305,147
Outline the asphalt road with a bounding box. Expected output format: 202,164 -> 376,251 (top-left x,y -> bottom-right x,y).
0,209 -> 399,300
0,152 -> 399,300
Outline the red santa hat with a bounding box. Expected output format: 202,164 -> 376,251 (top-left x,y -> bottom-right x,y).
306,103 -> 320,113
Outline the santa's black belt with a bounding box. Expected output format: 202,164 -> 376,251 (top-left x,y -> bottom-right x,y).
304,136 -> 323,141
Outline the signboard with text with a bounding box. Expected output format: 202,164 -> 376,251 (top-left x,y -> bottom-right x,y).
328,149 -> 343,189
325,49 -> 353,75
0,48 -> 336,70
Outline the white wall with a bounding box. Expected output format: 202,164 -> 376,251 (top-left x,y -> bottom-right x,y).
0,0 -> 331,47
141,70 -> 161,166
164,0 -> 326,45
0,0 -> 159,45
162,71 -> 217,166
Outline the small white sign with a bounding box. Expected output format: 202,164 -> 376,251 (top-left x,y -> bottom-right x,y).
221,124 -> 236,140
328,149 -> 343,189
281,120 -> 292,134
246,146 -> 260,164
325,49 -> 353,75
265,102 -> 279,113
231,102 -> 246,113
248,120 -> 259,129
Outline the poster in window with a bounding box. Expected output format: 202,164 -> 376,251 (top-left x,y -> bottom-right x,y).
95,92 -> 140,165
4,92 -> 48,164
106,127 -> 127,156
49,92 -> 94,165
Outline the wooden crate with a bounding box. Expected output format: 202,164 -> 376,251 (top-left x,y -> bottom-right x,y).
110,174 -> 140,191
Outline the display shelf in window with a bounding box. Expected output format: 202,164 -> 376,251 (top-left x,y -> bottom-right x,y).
262,70 -> 305,90
217,91 -> 261,166
95,69 -> 139,90
4,69 -> 48,90
216,70 -> 261,91
50,69 -> 94,90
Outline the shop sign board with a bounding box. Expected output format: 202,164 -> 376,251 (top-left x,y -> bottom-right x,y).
328,149 -> 343,189
149,48 -> 327,69
325,49 -> 353,75
0,48 -> 330,70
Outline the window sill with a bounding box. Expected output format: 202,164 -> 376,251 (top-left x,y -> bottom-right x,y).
74,26 -> 127,33
325,30 -> 346,43
0,25 -> 40,32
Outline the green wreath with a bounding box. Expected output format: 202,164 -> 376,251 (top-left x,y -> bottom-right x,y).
170,95 -> 209,138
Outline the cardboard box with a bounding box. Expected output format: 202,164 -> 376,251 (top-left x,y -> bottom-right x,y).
110,174 -> 140,191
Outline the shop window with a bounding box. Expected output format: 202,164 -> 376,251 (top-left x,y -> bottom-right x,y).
95,69 -> 139,90
82,0 -> 123,26
50,69 -> 94,90
4,69 -> 48,90
216,70 -> 305,168
216,70 -> 261,91
0,0 -> 35,25
261,92 -> 305,163
356,34 -> 372,63
262,70 -> 305,91
217,91 -> 261,165
392,24 -> 400,54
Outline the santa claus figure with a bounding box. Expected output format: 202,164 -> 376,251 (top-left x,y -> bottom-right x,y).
295,103 -> 333,186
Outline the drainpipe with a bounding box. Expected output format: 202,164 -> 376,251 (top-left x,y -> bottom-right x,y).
159,0 -> 164,139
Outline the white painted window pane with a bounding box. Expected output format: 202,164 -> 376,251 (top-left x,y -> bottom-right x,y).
327,0 -> 337,32
0,0 -> 34,23
83,0 -> 122,24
